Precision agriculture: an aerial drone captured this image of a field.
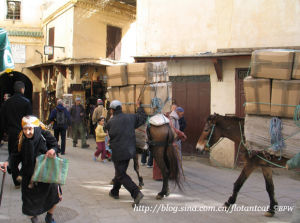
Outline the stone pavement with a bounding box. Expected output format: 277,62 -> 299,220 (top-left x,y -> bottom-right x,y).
0,137 -> 300,223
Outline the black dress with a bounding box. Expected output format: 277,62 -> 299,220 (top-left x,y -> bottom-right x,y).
17,127 -> 60,216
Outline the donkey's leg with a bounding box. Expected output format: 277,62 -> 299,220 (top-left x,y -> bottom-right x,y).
261,166 -> 278,217
156,163 -> 170,200
224,162 -> 256,208
153,147 -> 170,200
133,153 -> 144,189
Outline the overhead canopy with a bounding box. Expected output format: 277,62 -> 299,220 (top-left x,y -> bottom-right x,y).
26,57 -> 126,80
134,52 -> 252,81
27,57 -> 126,69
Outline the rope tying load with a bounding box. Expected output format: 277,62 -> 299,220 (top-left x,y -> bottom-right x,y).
269,117 -> 285,152
294,105 -> 300,128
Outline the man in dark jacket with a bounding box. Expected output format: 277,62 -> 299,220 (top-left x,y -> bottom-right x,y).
106,99 -> 146,206
70,97 -> 89,148
0,81 -> 32,187
49,99 -> 71,155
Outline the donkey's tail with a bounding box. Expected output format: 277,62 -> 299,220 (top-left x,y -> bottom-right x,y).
166,125 -> 183,190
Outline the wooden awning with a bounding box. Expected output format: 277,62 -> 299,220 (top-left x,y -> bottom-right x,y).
134,52 -> 251,81
26,58 -> 122,80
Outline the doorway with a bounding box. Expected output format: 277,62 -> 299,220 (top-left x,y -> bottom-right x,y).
0,71 -> 33,105
171,75 -> 211,155
235,68 -> 248,165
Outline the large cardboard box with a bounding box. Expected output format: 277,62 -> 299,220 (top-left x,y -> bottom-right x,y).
292,51 -> 300,79
136,82 -> 172,115
244,76 -> 271,115
245,115 -> 300,159
107,86 -> 120,101
271,80 -> 300,118
117,82 -> 172,115
106,65 -> 127,87
250,49 -> 294,80
127,62 -> 169,85
119,85 -> 136,114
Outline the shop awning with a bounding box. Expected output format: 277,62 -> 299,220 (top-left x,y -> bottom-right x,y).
134,52 -> 251,81
26,58 -> 126,80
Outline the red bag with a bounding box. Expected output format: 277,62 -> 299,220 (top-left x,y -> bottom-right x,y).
153,160 -> 162,180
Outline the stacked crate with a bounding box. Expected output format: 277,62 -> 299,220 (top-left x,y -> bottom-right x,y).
106,62 -> 172,115
106,62 -> 172,151
244,49 -> 300,158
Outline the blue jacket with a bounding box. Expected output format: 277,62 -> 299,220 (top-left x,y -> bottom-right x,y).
49,104 -> 71,129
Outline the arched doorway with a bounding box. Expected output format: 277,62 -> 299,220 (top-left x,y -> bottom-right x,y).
0,71 -> 33,105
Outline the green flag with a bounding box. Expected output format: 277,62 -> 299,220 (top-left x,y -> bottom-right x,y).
0,28 -> 15,73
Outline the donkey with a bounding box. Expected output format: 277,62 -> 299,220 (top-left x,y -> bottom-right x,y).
148,123 -> 183,199
196,113 -> 288,217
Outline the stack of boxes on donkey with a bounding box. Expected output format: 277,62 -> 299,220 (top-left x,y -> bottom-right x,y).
106,62 -> 172,150
244,49 -> 300,159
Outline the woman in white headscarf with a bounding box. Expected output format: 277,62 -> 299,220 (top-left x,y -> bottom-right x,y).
16,116 -> 60,223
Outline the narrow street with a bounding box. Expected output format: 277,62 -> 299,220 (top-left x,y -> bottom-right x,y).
0,138 -> 299,223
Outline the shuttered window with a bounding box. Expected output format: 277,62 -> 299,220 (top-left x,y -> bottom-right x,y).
106,25 -> 122,60
48,27 -> 55,60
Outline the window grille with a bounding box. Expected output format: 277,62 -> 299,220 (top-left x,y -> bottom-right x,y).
6,0 -> 21,20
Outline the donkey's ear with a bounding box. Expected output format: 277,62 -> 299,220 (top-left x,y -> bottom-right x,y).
211,114 -> 218,124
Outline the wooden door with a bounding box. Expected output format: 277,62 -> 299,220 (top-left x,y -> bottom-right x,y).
235,68 -> 248,118
235,68 -> 248,165
171,75 -> 211,155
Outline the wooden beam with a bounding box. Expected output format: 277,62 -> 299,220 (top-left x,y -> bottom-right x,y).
56,65 -> 67,78
212,58 -> 223,81
31,67 -> 42,80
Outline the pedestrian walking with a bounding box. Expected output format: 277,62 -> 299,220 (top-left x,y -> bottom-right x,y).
88,102 -> 96,138
92,99 -> 104,126
0,81 -> 32,188
3,93 -> 11,102
169,107 -> 187,174
141,150 -> 153,168
70,97 -> 89,148
93,117 -> 108,162
49,99 -> 71,155
1,116 -> 60,223
106,99 -> 146,206
179,114 -> 187,132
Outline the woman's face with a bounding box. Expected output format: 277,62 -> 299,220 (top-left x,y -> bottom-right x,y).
23,126 -> 34,138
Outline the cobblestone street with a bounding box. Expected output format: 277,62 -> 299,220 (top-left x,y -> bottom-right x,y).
0,138 -> 300,223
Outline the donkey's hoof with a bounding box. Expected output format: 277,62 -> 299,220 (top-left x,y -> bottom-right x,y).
156,194 -> 164,200
264,211 -> 275,217
138,185 -> 143,190
223,202 -> 230,210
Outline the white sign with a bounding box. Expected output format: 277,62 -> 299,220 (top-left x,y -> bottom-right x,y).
44,45 -> 54,55
11,44 -> 26,64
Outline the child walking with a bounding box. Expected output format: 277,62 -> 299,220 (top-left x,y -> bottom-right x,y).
94,117 -> 107,162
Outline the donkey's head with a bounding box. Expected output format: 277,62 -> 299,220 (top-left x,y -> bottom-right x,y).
196,113 -> 222,152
